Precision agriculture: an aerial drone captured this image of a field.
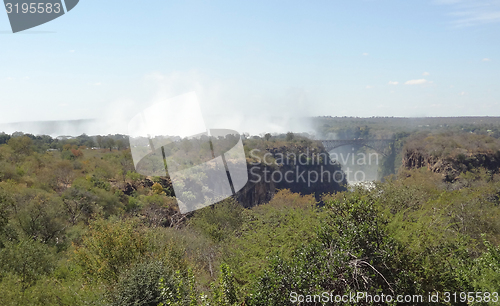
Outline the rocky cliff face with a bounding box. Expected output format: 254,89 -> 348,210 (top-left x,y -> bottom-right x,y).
234,164 -> 276,208
241,144 -> 347,206
402,148 -> 500,182
401,132 -> 500,182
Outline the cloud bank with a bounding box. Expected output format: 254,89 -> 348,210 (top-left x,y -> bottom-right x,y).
405,79 -> 430,85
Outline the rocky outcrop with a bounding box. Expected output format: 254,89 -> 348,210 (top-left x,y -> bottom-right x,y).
402,148 -> 500,182
119,176 -> 173,196
242,144 -> 347,205
234,164 -> 276,208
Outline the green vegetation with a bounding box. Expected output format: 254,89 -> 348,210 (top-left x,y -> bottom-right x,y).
0,125 -> 499,305
405,131 -> 500,158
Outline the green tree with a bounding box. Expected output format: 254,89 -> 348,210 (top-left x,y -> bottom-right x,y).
224,190 -> 321,291
7,136 -> 33,156
0,132 -> 10,145
116,139 -> 126,150
113,260 -> 177,306
72,218 -> 147,284
189,199 -> 244,243
0,187 -> 12,235
104,137 -> 116,151
209,263 -> 238,306
96,135 -> 104,149
61,187 -> 99,225
0,238 -> 55,290
245,195 -> 418,305
10,189 -> 66,244
468,237 -> 500,293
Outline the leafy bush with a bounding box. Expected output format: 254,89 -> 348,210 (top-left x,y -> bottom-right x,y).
468,236 -> 500,293
112,260 -> 177,306
245,192 -> 475,305
189,198 -> 244,243
72,218 -> 147,284
224,190 -> 321,291
8,188 -> 66,244
0,238 -> 55,290
207,263 -> 238,306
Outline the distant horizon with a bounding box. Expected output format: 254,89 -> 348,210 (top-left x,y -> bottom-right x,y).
4,114 -> 500,126
1,116 -> 500,138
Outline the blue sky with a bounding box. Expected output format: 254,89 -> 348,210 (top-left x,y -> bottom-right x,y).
1,0 -> 499,132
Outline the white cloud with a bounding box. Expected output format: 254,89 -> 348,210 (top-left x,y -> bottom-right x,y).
483,58 -> 491,61
405,79 -> 429,85
422,72 -> 430,76
459,91 -> 467,95
388,81 -> 399,85
362,53 -> 369,56
366,85 -> 374,89
69,50 -> 75,53
6,77 -> 13,81
94,82 -> 102,86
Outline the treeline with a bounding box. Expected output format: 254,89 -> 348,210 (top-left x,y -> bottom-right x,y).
0,132 -> 130,152
314,116 -> 500,140
404,131 -> 500,158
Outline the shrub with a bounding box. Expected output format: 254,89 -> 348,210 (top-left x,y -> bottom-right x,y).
126,171 -> 144,183
112,260 -> 177,306
189,199 -> 244,243
468,236 -> 500,293
245,195 -> 419,305
72,218 -> 147,284
0,238 -> 55,290
152,182 -> 164,195
208,263 -> 238,306
224,190 -> 322,291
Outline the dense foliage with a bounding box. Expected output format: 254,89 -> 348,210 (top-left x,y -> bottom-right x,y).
0,126 -> 499,305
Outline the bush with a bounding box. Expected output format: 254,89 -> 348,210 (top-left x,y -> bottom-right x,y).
72,218 -> 147,284
189,199 -> 244,243
207,263 -> 238,306
468,236 -> 500,293
245,194 -> 425,305
224,190 -> 322,292
0,238 -> 55,290
9,188 -> 66,244
126,171 -> 144,183
112,260 -> 177,306
152,182 -> 164,195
